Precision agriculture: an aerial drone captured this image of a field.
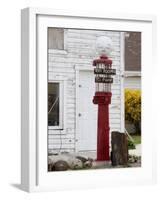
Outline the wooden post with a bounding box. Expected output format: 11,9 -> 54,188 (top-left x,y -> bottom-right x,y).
111,131 -> 128,166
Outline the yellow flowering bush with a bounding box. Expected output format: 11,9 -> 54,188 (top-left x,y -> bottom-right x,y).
125,89 -> 141,134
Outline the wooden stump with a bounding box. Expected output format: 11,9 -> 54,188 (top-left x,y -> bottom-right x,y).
111,131 -> 128,166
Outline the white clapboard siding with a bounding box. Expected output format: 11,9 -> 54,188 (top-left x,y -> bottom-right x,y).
48,135 -> 75,140
49,136 -> 75,142
124,76 -> 141,89
48,144 -> 75,150
48,28 -> 122,153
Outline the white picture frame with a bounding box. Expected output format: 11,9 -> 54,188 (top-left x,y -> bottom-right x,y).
21,7 -> 156,192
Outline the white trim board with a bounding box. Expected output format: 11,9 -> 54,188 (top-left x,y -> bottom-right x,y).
21,8 -> 37,191
75,67 -> 95,152
31,7 -> 155,22
48,79 -> 67,131
124,71 -> 141,77
120,32 -> 125,132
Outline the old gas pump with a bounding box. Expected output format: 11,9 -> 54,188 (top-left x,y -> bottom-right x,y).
93,36 -> 116,161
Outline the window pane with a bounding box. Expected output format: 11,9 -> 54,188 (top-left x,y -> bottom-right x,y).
48,28 -> 64,50
125,32 -> 141,71
48,83 -> 59,126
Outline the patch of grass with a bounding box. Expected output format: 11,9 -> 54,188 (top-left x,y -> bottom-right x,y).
132,135 -> 141,145
128,140 -> 135,149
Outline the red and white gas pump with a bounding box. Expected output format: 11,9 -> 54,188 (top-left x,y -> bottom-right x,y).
93,36 -> 116,161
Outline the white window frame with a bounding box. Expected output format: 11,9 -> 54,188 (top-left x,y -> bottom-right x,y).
48,80 -> 65,130
48,28 -> 68,54
124,70 -> 141,77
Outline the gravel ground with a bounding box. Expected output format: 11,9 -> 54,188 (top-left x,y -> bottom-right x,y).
48,150 -> 141,171
129,144 -> 141,156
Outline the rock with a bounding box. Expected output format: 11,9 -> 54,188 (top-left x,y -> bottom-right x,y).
48,152 -> 59,156
48,154 -> 83,170
128,155 -> 140,163
48,153 -> 93,171
70,158 -> 83,170
48,154 -> 73,165
84,160 -> 93,168
48,157 -> 52,165
48,163 -> 53,171
61,151 -> 70,154
76,156 -> 93,168
76,156 -> 88,163
53,160 -> 69,171
48,157 -> 54,171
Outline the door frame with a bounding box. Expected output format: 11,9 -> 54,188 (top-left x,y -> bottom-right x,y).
120,32 -> 125,132
75,66 -> 93,152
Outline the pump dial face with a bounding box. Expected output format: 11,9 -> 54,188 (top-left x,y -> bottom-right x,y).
95,36 -> 112,56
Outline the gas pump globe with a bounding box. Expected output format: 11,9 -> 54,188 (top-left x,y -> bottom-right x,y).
93,36 -> 116,161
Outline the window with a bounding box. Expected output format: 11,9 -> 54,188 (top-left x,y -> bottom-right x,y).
125,32 -> 141,71
48,83 -> 60,127
48,28 -> 64,50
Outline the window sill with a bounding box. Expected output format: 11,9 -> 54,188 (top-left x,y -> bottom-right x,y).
48,127 -> 66,135
124,71 -> 141,77
48,126 -> 63,130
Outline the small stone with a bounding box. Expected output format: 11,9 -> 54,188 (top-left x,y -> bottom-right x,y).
128,155 -> 140,163
84,160 -> 93,168
61,151 -> 70,154
76,156 -> 88,163
71,159 -> 83,170
54,160 -> 69,171
48,163 -> 53,171
48,157 -> 52,165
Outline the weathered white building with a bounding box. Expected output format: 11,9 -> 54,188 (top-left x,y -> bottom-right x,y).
48,28 -> 125,154
124,72 -> 141,89
123,32 -> 141,134
124,32 -> 141,90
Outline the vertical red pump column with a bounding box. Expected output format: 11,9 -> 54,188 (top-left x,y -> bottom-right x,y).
93,55 -> 116,161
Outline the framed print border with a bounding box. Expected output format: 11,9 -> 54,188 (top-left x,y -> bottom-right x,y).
21,7 -> 157,192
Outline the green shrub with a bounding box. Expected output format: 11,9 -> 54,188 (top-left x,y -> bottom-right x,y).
128,140 -> 136,150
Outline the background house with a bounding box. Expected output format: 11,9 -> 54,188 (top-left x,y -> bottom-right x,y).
47,28 -> 128,154
124,32 -> 141,90
124,32 -> 141,134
